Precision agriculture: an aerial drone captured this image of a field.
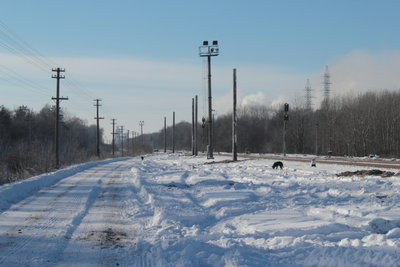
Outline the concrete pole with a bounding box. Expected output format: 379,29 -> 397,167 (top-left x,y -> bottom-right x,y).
207,55 -> 214,159
164,117 -> 167,153
111,119 -> 116,157
195,95 -> 198,155
192,98 -> 195,155
315,122 -> 319,155
172,112 -> 175,153
233,69 -> 237,161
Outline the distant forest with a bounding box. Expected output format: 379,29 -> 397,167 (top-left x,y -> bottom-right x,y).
0,105 -> 96,184
2,89 -> 400,184
151,90 -> 400,158
0,104 -> 153,185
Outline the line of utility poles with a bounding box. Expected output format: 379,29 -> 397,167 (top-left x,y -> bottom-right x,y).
51,68 -> 68,169
160,112 -> 178,154
94,99 -> 104,158
47,41 -> 243,165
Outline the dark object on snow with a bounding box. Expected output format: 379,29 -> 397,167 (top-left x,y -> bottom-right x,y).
311,158 -> 316,167
272,161 -> 283,169
337,169 -> 398,178
141,156 -> 144,161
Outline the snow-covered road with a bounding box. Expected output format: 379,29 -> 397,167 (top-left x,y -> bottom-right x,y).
0,154 -> 400,266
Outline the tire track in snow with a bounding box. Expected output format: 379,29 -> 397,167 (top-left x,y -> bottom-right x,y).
52,163 -> 126,265
0,162 -> 124,266
0,169 -> 100,265
57,159 -> 151,266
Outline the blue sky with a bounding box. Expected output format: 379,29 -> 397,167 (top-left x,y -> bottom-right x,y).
1,0 -> 399,141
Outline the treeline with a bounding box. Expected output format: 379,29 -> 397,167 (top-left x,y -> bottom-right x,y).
0,105 -> 100,184
152,90 -> 400,158
3,89 -> 398,184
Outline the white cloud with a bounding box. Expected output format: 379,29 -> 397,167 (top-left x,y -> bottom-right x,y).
270,97 -> 285,109
240,92 -> 267,107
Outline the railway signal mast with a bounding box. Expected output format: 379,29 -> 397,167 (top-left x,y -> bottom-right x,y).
199,40 -> 219,159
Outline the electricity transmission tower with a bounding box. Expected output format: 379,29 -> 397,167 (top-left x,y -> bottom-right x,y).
52,68 -> 68,169
304,79 -> 313,110
323,66 -> 331,102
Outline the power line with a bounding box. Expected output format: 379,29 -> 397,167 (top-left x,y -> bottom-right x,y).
0,19 -> 100,110
0,68 -> 48,97
0,19 -> 55,69
0,64 -> 52,94
0,39 -> 49,73
0,19 -> 118,145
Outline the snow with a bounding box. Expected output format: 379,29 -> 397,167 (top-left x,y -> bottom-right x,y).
0,157 -> 130,213
0,153 -> 399,266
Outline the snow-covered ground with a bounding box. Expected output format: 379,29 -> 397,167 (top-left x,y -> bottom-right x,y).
0,153 -> 399,266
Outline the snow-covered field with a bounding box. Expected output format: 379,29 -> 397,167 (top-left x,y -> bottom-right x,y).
0,153 -> 399,266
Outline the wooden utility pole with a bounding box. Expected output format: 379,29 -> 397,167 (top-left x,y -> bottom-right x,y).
120,126 -> 124,156
52,68 -> 68,169
127,130 -> 130,155
164,117 -> 167,153
131,131 -> 135,156
111,119 -> 116,157
94,99 -> 104,158
172,112 -> 175,153
132,131 -> 136,156
139,121 -> 144,144
232,69 -> 238,161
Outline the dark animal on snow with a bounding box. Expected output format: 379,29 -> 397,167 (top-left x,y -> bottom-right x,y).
141,156 -> 144,161
272,161 -> 283,169
311,158 -> 316,167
